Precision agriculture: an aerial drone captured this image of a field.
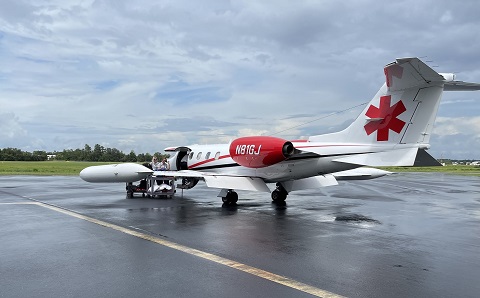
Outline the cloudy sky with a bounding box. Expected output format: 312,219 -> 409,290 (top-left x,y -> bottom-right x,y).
1,0 -> 479,159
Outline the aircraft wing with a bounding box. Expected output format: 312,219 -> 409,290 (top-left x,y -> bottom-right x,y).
202,176 -> 271,192
280,168 -> 391,192
153,167 -> 391,193
152,170 -> 271,192
332,167 -> 392,180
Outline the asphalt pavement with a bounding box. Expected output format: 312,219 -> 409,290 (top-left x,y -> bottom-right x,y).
1,173 -> 479,297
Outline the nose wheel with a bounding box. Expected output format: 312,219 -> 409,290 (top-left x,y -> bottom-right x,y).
221,190 -> 238,205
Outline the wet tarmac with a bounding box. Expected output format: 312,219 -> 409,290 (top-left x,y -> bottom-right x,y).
1,173 -> 479,297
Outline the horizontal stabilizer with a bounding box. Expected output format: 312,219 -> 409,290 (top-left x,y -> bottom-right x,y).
203,175 -> 271,192
444,81 -> 480,91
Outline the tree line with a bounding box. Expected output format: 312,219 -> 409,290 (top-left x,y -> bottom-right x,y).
0,144 -> 169,162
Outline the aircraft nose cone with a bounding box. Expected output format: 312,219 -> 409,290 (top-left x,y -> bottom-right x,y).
79,167 -> 95,182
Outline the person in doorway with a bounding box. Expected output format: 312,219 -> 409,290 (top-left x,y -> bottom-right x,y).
150,156 -> 161,171
159,158 -> 170,171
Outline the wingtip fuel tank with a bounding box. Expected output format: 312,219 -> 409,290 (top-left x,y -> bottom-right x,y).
80,163 -> 153,183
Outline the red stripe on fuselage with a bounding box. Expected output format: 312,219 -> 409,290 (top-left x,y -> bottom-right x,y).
188,155 -> 231,169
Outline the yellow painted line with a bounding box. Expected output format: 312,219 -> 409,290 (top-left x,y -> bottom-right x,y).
5,201 -> 344,298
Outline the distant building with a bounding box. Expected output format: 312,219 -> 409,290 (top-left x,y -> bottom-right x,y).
47,155 -> 56,160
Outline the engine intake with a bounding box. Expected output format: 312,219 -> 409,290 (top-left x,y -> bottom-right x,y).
229,136 -> 295,168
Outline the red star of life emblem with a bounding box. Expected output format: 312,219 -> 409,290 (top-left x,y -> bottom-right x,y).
364,95 -> 406,141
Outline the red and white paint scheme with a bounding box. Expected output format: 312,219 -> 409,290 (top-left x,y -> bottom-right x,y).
80,58 -> 480,204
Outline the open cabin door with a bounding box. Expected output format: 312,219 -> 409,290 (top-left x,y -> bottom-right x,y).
166,147 -> 191,171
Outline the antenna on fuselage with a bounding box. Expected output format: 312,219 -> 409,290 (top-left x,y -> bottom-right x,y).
266,101 -> 369,137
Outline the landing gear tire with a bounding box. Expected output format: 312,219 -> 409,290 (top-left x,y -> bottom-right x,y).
181,178 -> 199,189
126,182 -> 134,199
271,190 -> 287,202
222,190 -> 238,205
271,183 -> 288,203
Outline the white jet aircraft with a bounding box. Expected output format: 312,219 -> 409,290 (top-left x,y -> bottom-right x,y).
80,57 -> 480,204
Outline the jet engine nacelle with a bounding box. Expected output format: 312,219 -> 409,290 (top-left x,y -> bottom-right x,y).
80,163 -> 153,183
229,136 -> 295,168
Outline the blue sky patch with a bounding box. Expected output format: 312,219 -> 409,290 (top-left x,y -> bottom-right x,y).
93,80 -> 120,91
154,80 -> 230,104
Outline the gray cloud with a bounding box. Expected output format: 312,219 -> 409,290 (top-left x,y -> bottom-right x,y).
0,0 -> 479,159
158,116 -> 238,133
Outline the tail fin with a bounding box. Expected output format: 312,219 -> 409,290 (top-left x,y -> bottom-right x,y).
309,57 -> 480,147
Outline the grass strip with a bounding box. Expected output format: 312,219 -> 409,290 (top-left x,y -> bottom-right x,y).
0,161 -> 114,176
382,165 -> 480,176
1,161 -> 479,176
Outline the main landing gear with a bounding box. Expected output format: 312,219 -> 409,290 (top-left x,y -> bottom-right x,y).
221,190 -> 238,205
271,183 -> 288,203
219,183 -> 287,206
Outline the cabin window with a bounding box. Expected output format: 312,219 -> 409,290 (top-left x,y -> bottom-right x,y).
205,152 -> 211,159
189,152 -> 194,160
196,152 -> 202,160
214,152 -> 220,160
